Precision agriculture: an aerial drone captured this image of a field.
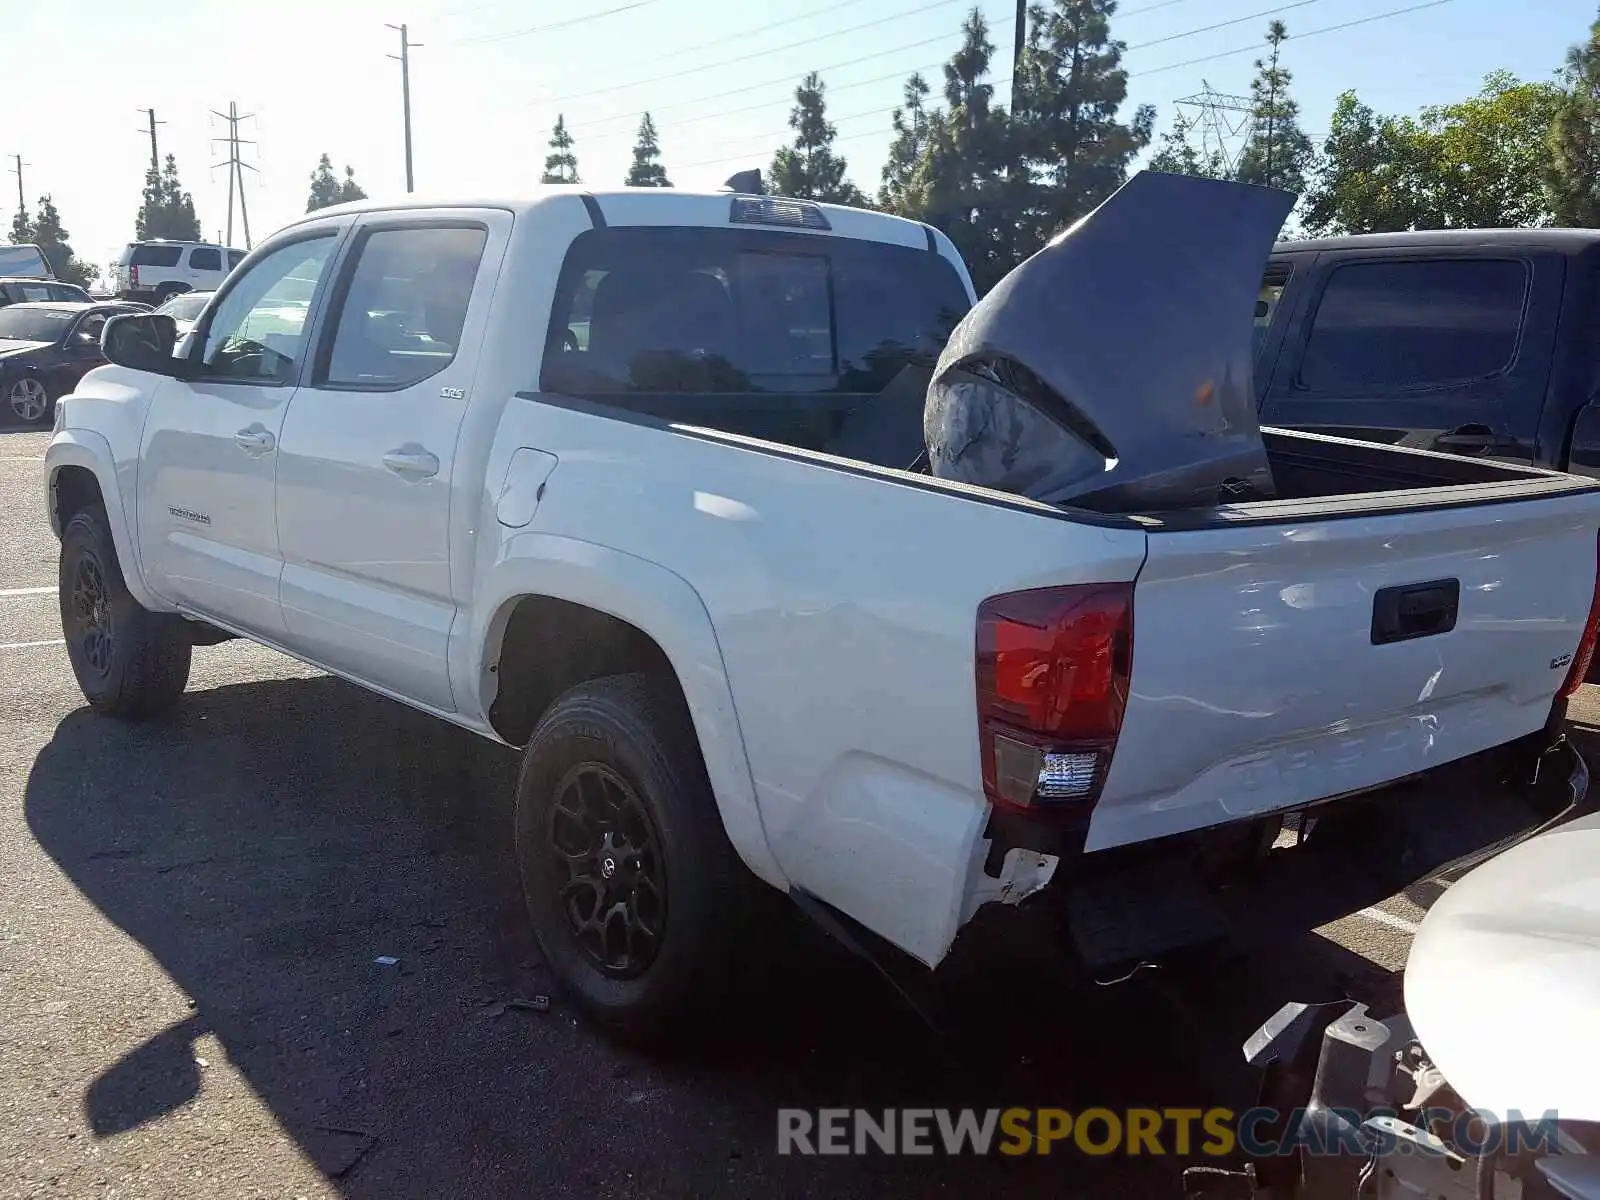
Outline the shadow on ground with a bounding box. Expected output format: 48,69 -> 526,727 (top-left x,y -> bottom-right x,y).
27,674 -> 1391,1199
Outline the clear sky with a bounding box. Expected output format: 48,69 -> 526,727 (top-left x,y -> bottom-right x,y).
5,0 -> 1595,283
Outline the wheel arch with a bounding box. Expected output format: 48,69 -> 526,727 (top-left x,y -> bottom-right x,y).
45,432 -> 163,611
470,535 -> 786,891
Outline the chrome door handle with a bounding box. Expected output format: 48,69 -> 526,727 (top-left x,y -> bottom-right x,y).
234,426 -> 275,455
382,446 -> 440,481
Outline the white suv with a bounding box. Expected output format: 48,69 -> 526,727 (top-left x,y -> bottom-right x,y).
112,241 -> 245,304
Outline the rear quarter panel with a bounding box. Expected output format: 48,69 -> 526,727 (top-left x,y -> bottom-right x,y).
477,396 -> 1149,966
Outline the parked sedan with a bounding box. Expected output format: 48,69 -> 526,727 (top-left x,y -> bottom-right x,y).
0,302 -> 143,423
0,277 -> 93,307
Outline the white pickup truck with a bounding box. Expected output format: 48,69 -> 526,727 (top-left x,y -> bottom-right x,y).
45,177 -> 1600,1037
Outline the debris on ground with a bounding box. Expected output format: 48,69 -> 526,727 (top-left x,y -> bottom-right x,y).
506,995 -> 550,1013
373,956 -> 400,967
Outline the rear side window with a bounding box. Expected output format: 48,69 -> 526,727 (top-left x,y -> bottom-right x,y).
130,244 -> 183,268
189,247 -> 222,271
320,224 -> 488,390
1299,259 -> 1528,392
541,227 -> 969,401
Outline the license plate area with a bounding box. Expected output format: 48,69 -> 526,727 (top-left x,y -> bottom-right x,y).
1371,578 -> 1460,645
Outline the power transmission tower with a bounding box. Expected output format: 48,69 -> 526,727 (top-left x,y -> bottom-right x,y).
387,22 -> 422,193
136,108 -> 165,175
211,102 -> 258,249
8,155 -> 26,227
1174,81 -> 1254,179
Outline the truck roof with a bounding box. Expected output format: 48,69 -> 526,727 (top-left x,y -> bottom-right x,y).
280,185 -> 943,253
1277,227 -> 1600,255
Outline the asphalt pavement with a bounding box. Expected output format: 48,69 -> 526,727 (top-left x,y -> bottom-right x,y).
0,420 -> 1586,1199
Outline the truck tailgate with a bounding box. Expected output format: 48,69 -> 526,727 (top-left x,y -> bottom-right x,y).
1088,490 -> 1600,851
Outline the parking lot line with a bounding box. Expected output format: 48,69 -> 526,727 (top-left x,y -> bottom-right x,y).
1357,906 -> 1420,935
0,638 -> 64,649
0,585 -> 54,596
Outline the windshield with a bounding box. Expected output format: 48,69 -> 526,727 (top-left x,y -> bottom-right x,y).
0,306 -> 74,342
157,292 -> 212,321
540,226 -> 970,467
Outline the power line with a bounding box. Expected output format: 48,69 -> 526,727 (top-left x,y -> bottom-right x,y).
669,0 -> 1463,172
444,1 -> 657,45
1126,0 -> 1331,53
536,0 -> 973,107
561,9 -> 1015,137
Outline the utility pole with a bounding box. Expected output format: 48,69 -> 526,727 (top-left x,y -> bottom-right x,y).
387,23 -> 421,192
1011,0 -> 1026,114
211,102 -> 258,249
9,155 -> 26,227
136,108 -> 165,175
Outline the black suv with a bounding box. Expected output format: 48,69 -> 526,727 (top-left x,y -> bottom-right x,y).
1254,229 -> 1600,475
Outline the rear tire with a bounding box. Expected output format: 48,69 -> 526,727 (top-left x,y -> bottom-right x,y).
59,505 -> 191,719
514,673 -> 763,1041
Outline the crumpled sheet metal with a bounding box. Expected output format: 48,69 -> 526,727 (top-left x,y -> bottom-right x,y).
925,170 -> 1296,511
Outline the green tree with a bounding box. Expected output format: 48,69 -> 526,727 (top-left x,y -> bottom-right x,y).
1304,74 -> 1563,234
18,195 -> 96,287
1236,21 -> 1315,194
1147,110 -> 1228,178
878,72 -> 934,211
306,153 -> 343,212
1545,9 -> 1600,226
905,10 -> 1017,292
769,72 -> 866,205
135,153 -> 201,241
625,113 -> 672,186
541,115 -> 581,184
1014,0 -> 1154,243
338,165 -> 368,204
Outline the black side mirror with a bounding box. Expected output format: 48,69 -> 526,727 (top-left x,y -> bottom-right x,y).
102,313 -> 185,376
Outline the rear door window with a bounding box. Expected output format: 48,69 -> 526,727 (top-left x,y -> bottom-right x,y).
130,244 -> 184,268
227,250 -> 245,269
1298,259 -> 1528,392
189,247 -> 222,272
540,226 -> 970,464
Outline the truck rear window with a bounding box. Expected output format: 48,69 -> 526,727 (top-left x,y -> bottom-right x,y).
540,226 -> 970,465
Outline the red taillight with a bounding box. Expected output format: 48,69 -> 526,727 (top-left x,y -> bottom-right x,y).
128,264 -> 139,287
976,583 -> 1133,813
1558,531 -> 1600,699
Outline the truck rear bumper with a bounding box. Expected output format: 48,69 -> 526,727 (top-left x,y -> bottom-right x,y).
977,732 -> 1590,973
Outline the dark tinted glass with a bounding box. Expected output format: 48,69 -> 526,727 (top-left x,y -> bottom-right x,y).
130,244 -> 183,267
189,247 -> 222,271
539,227 -> 968,463
1300,259 -> 1527,392
227,250 -> 245,268
323,225 -> 487,390
543,227 -> 968,397
48,284 -> 90,302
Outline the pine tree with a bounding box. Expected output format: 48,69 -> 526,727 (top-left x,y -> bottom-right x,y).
135,153 -> 201,241
338,166 -> 368,204
541,115 -> 581,184
625,113 -> 672,186
1148,112 -> 1211,176
769,72 -> 866,205
1014,0 -> 1153,241
9,205 -> 32,246
879,73 -> 933,210
306,153 -> 343,212
25,196 -> 95,287
1545,9 -> 1600,227
1236,21 -> 1315,194
911,10 -> 1016,292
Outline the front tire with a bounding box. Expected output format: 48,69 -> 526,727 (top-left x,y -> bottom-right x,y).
7,374 -> 51,424
59,506 -> 191,719
514,673 -> 761,1041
